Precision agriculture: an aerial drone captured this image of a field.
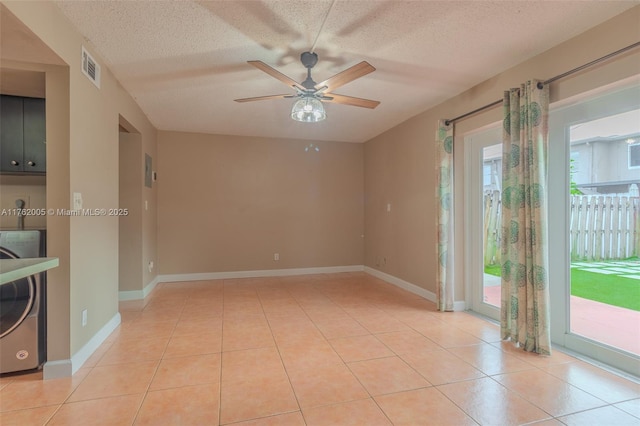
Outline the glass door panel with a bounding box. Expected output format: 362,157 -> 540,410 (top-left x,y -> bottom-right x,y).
465,126 -> 501,320
548,78 -> 640,375
568,109 -> 640,356
482,144 -> 502,309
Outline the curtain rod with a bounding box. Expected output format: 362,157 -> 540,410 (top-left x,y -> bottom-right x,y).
444,40 -> 640,126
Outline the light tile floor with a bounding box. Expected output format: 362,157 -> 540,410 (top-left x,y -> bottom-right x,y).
1,272 -> 639,425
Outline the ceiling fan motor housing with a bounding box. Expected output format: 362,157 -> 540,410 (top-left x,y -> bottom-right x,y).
300,51 -> 318,69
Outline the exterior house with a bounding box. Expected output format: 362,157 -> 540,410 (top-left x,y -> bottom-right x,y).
481,109 -> 640,196
571,135 -> 640,196
570,108 -> 640,196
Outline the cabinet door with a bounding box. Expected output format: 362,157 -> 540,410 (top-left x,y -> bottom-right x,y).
23,97 -> 46,173
0,95 -> 24,172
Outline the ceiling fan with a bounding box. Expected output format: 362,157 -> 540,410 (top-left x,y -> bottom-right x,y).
234,51 -> 380,122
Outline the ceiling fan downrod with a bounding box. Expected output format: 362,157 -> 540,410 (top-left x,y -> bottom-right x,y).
300,51 -> 318,90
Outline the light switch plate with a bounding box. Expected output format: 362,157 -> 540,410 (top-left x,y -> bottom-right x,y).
73,192 -> 83,210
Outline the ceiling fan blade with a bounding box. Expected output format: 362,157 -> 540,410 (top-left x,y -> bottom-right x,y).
314,61 -> 376,93
247,61 -> 306,91
234,94 -> 294,103
323,93 -> 380,109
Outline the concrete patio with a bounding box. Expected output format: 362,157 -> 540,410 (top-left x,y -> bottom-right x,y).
483,267 -> 640,356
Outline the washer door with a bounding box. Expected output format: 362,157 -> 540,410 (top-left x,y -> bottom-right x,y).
0,247 -> 35,338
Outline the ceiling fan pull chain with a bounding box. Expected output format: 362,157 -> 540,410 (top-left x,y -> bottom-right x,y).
310,0 -> 338,53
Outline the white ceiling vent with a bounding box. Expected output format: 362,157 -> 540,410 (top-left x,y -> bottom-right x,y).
81,46 -> 101,89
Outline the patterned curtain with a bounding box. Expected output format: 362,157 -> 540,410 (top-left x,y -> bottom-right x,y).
436,120 -> 454,312
500,81 -> 551,354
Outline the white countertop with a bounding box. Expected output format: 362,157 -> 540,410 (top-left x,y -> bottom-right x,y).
0,257 -> 59,285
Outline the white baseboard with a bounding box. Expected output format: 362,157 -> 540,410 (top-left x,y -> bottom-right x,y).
363,266 -> 466,311
364,266 -> 436,302
118,266 -> 363,300
453,300 -> 467,311
116,265 -> 466,312
119,276 -> 160,301
157,265 -> 364,285
72,312 -> 121,374
43,359 -> 72,380
43,312 -> 121,379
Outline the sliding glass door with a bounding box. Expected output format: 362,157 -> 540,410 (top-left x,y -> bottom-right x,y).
548,78 -> 640,375
465,77 -> 639,375
465,127 -> 502,320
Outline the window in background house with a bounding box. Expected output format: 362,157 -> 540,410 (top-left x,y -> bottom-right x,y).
629,141 -> 640,169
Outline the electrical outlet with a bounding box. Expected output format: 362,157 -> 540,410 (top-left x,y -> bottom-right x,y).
81,309 -> 88,327
148,260 -> 154,272
274,253 -> 279,261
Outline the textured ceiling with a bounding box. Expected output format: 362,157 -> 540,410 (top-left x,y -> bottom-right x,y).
52,1 -> 636,143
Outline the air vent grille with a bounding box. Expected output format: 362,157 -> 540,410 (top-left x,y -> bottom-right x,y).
81,46 -> 101,89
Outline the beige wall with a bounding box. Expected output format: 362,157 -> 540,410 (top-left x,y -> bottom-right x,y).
364,6 -> 640,300
44,64 -> 72,363
2,2 -> 158,363
364,115 -> 433,287
158,132 -> 364,274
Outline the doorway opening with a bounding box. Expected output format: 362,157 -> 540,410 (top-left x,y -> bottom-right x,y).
118,116 -> 143,298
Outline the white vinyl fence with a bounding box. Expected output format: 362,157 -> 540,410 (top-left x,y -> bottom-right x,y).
483,191 -> 640,265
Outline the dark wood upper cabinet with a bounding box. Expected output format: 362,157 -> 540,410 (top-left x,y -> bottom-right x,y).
22,97 -> 46,173
1,95 -> 46,174
1,95 -> 24,172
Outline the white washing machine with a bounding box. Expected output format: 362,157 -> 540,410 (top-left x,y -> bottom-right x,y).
0,230 -> 47,374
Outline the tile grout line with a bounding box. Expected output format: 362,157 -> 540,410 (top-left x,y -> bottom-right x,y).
218,279 -> 230,426
128,282 -> 182,426
257,279 -> 307,424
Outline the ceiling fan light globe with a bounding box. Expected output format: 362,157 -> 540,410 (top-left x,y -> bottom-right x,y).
291,97 -> 326,123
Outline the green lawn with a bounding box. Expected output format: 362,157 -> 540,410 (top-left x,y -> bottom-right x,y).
485,265 -> 501,277
484,264 -> 640,312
